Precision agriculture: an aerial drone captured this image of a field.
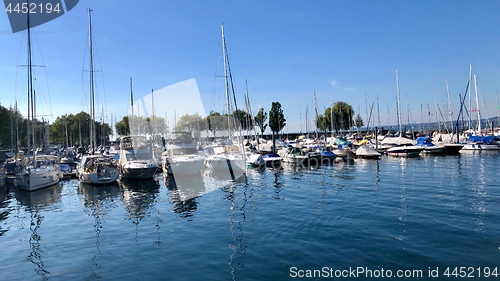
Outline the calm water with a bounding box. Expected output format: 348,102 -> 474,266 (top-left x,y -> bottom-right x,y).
1,152 -> 499,281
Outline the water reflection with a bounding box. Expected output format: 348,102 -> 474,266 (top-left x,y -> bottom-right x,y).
227,178 -> 256,281
78,182 -> 121,280
119,177 -> 162,245
0,183 -> 15,236
397,157 -> 407,241
471,156 -> 486,233
119,178 -> 160,223
14,183 -> 63,281
163,173 -> 202,218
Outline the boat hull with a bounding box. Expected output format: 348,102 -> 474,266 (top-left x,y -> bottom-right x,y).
15,168 -> 60,191
120,166 -> 158,180
166,158 -> 205,176
79,169 -> 119,185
387,146 -> 423,157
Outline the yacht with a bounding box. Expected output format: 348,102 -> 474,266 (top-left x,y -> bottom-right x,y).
15,154 -> 60,191
77,155 -> 119,185
163,132 -> 205,176
118,136 -> 159,180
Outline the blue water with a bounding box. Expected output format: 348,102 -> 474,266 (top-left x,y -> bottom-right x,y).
1,152 -> 499,280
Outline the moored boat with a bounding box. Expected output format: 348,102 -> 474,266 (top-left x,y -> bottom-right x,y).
118,136 -> 158,180
355,144 -> 381,159
77,155 -> 119,185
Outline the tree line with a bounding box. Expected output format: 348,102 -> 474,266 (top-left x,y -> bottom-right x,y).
0,100 -> 362,150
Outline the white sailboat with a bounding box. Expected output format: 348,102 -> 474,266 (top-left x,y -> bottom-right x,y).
77,9 -> 119,185
386,69 -> 424,157
204,25 -> 246,179
15,11 -> 60,191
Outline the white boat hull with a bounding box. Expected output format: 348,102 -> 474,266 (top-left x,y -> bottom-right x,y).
166,157 -> 205,175
15,167 -> 60,191
79,168 -> 119,185
387,146 -> 424,157
461,143 -> 500,150
120,161 -> 158,179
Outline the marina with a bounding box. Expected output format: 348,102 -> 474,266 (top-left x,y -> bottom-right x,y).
2,1 -> 500,280
0,152 -> 499,280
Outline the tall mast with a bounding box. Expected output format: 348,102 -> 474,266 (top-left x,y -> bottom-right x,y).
88,8 -> 95,154
468,64 -> 472,130
474,74 -> 481,135
313,91 -> 319,139
27,1 -> 33,155
330,96 -> 333,137
130,77 -> 134,116
221,24 -> 232,136
497,90 -> 499,130
395,69 -> 402,137
376,94 -> 380,127
446,80 -> 453,130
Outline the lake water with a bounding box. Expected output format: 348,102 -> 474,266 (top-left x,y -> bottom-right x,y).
1,152 -> 499,281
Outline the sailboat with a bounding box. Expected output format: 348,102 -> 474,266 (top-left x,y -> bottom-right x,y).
77,9 -> 119,185
14,10 -> 60,191
204,25 -> 246,179
386,69 -> 424,157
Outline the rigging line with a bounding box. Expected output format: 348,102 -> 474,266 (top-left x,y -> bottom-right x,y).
81,23 -> 90,113
31,28 -> 53,117
15,32 -> 26,103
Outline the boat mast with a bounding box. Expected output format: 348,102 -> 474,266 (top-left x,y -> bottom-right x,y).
395,69 -> 402,137
313,90 -> 319,139
446,80 -> 453,130
474,74 -> 481,135
468,64 -> 472,131
130,77 -> 134,116
88,8 -> 96,154
221,24 -> 232,136
27,2 -> 33,156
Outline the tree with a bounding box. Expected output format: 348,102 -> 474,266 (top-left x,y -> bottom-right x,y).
254,107 -> 267,142
269,102 -> 286,153
315,114 -> 328,133
232,109 -> 250,131
115,116 -> 130,136
206,111 -> 223,138
322,101 -> 355,133
355,114 -> 364,128
175,113 -> 203,132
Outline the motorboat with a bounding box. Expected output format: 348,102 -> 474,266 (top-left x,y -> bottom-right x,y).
77,155 -> 119,185
118,136 -> 159,180
355,144 -> 381,159
261,153 -> 282,168
414,136 -> 445,155
386,145 -> 424,157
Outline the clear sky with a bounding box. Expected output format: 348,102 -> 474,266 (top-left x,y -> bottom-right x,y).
1,0 -> 500,134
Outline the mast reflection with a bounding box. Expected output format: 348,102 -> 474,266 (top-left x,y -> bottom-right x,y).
15,183 -> 62,281
78,182 -> 121,280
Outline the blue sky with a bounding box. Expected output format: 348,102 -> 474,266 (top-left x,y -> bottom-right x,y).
1,0 -> 500,134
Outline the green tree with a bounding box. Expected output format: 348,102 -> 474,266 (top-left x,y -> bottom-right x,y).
269,102 -> 286,153
206,111 -> 224,138
315,114 -> 328,132
232,109 -> 250,131
115,116 -> 130,136
355,114 -> 364,128
254,107 -> 267,142
322,101 -> 354,133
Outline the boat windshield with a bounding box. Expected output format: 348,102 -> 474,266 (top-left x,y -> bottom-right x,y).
125,154 -> 137,161
171,147 -> 198,156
